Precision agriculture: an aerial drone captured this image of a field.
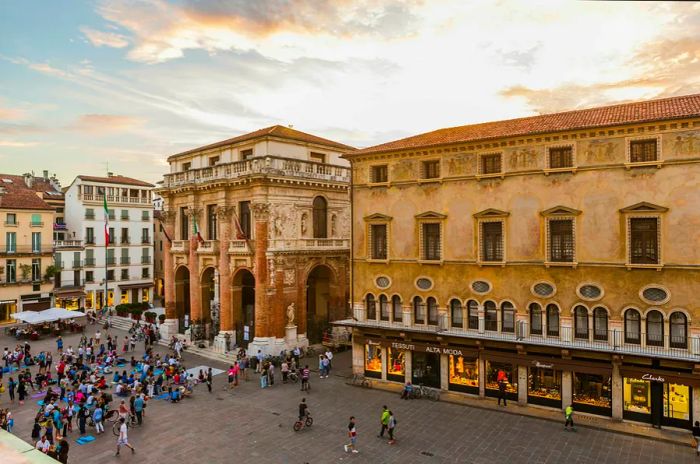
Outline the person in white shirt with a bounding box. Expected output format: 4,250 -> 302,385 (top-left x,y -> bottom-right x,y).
325,349 -> 334,372
36,435 -> 50,453
115,417 -> 135,456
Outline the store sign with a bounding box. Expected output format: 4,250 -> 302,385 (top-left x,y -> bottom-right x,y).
641,373 -> 666,383
532,361 -> 554,369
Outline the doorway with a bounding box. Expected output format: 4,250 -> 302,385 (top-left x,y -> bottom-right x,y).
232,269 -> 255,348
306,265 -> 332,343
174,266 -> 190,332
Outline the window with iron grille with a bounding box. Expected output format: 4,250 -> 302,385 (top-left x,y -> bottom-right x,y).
370,224 -> 387,260
481,221 -> 503,262
624,309 -> 641,344
548,219 -> 574,262
574,306 -> 589,339
484,301 -> 497,331
481,153 -> 502,174
379,295 -> 390,321
421,223 -> 441,260
501,302 -> 514,333
630,218 -> 658,264
450,299 -> 463,328
371,165 -> 388,183
548,146 -> 573,168
422,160 -> 440,179
629,139 -> 657,163
121,269 -> 129,280
467,300 -> 479,329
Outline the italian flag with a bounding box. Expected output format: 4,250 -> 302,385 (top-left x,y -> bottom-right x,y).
103,195 -> 110,245
192,215 -> 204,243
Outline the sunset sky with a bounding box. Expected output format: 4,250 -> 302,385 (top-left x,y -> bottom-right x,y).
1,1 -> 699,184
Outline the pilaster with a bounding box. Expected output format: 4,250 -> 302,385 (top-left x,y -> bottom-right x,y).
161,209 -> 177,320
252,203 -> 270,337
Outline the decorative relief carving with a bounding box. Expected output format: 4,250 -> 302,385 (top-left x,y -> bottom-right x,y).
215,205 -> 235,219
583,139 -> 619,163
159,209 -> 177,225
300,212 -> 308,236
284,269 -> 295,285
252,203 -> 270,220
391,159 -> 416,180
269,204 -> 296,239
670,130 -> 700,156
508,147 -> 540,170
447,153 -> 476,175
330,214 -> 337,237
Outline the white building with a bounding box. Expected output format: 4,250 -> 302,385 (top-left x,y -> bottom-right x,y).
60,174 -> 155,310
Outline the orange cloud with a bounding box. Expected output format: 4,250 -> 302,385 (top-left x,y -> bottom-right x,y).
69,114 -> 142,133
81,26 -> 129,48
0,106 -> 25,120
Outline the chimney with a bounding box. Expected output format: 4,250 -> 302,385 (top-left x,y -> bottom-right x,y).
43,170 -> 48,180
107,172 -> 114,177
22,172 -> 33,188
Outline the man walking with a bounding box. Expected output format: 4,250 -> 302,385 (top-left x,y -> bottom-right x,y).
115,417 -> 135,456
344,416 -> 359,454
564,404 -> 574,431
206,367 -> 213,393
300,365 -> 310,392
387,410 -> 396,445
497,379 -> 507,406
378,405 -> 390,438
134,394 -> 145,425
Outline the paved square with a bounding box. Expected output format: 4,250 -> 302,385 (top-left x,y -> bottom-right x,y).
1,326 -> 695,463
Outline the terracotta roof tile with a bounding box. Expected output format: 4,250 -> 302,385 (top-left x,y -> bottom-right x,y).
168,125 -> 356,160
0,174 -> 54,210
350,93 -> 700,156
77,175 -> 154,188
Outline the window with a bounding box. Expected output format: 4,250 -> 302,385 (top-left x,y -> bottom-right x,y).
467,300 -> 479,329
593,307 -> 608,341
142,211 -> 150,221
481,153 -> 502,174
449,355 -> 479,389
413,296 -> 425,324
484,301 -> 497,331
85,208 -> 95,220
209,156 -> 219,166
121,269 -> 129,280
391,295 -> 402,322
546,304 -> 559,336
573,373 -> 612,411
85,249 -> 95,266
529,303 -> 542,335
310,152 -> 326,163
548,219 -> 574,262
450,299 -> 463,328
240,149 -> 253,160
574,305 -> 589,339
5,232 -> 16,253
85,228 -> 95,244
108,228 -> 115,245
141,228 -> 150,244
141,268 -> 150,279
421,223 -> 441,261
364,344 -> 382,376
646,310 -> 664,347
180,207 -> 189,240
624,309 -> 641,344
5,259 -> 15,283
108,209 -> 115,221
548,146 -> 573,169
141,248 -> 150,264
366,294 -> 376,320
106,269 -> 115,281
370,224 -> 387,260
31,232 -> 41,253
106,248 -> 115,265
239,201 -> 251,239
121,210 -> 129,220
121,228 -> 129,244
480,221 -> 503,262
501,301 -> 515,333
427,297 -> 438,325
207,205 -> 217,240
6,213 -> 16,225
670,312 -> 688,348
379,295 -> 389,321
422,160 -> 440,179
85,271 -> 94,283
370,165 -> 388,183
629,218 -> 659,264
388,348 -> 405,378
629,139 -> 658,163
312,196 -> 327,239
183,162 -> 191,171
31,213 -> 42,226
120,248 -> 129,264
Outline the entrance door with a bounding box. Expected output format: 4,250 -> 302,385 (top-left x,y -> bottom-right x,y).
650,381 -> 663,427
132,289 -> 139,303
663,383 -> 692,429
306,265 -> 332,344
411,352 -> 441,388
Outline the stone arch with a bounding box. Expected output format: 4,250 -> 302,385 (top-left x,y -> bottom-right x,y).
232,267 -> 255,347
305,263 -> 336,344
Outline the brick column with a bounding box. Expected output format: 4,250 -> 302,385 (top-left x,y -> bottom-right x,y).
187,208 -> 202,325
161,210 -> 176,319
252,203 -> 269,337
216,206 -> 233,332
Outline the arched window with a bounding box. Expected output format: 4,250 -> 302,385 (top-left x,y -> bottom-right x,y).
467,300 -> 479,330
501,301 -> 515,333
484,301 -> 497,331
450,299 -> 463,328
529,303 -> 542,335
546,304 -> 559,336
312,196 -> 327,238
366,294 -> 376,320
646,310 -> 664,347
413,296 -> 425,324
379,295 -> 389,321
574,305 -> 589,339
392,295 -> 402,322
624,309 -> 641,344
670,312 -> 688,348
427,297 -> 438,325
593,307 -> 608,341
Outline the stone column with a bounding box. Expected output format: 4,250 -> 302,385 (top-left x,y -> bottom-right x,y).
561,370 -> 572,411
404,350 -> 412,384
518,365 -> 528,405
612,359 -> 623,420
214,206 -> 234,353
160,209 -> 178,338
440,354 -> 448,391
381,347 -> 387,381
187,208 -> 202,334
352,338 -> 364,375
478,356 -> 485,397
693,387 -> 700,425
478,304 -> 485,334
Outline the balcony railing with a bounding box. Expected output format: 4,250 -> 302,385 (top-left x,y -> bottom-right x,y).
228,240 -> 253,254
196,240 -> 218,254
72,260 -> 82,268
85,212 -> 95,220
120,257 -> 131,265
79,194 -> 150,205
162,156 -> 351,189
345,310 -> 700,362
141,256 -> 151,264
267,238 -> 349,252
30,222 -> 44,227
85,258 -> 96,267
0,245 -> 53,254
121,238 -> 130,244
85,238 -> 96,245
106,257 -> 116,265
171,240 -> 189,253
54,240 -> 83,248
141,237 -> 151,244
4,221 -> 18,226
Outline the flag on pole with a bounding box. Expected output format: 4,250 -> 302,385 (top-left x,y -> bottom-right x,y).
192,214 -> 204,243
103,195 -> 110,245
232,210 -> 247,240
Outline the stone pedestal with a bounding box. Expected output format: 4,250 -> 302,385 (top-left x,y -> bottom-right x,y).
213,330 -> 234,353
248,335 -> 308,357
285,325 -> 298,344
159,319 -> 179,340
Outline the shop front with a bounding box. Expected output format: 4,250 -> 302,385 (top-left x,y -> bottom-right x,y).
54,290 -> 85,310
364,342 -> 382,379
0,300 -> 17,324
484,360 -> 518,401
621,367 -> 696,429
573,372 -> 612,416
527,363 -> 562,408
449,354 -> 479,394
412,351 -> 441,388
387,347 -> 405,382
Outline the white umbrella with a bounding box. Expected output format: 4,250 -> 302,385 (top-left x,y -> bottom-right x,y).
11,311 -> 42,324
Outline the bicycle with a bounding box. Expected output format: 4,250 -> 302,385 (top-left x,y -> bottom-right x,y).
287,371 -> 300,383
415,384 -> 440,401
293,414 -> 313,432
112,415 -> 137,436
349,374 -> 371,388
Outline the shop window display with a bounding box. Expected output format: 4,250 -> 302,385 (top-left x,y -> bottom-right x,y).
664,383 -> 690,421
449,355 -> 478,393
528,367 -> 562,407
85,292 -> 94,310
387,348 -> 405,381
573,373 -> 612,415
0,301 -> 17,323
364,344 -> 382,378
623,378 -> 650,415
485,361 -> 517,398
411,351 -> 441,388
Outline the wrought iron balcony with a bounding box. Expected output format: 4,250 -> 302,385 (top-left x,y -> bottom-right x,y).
54,240 -> 83,249
267,238 -> 349,252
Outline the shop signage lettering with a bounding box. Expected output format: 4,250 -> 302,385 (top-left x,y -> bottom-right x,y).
532,361 -> 554,369
391,342 -> 415,351
367,340 -> 382,346
425,346 -> 464,356
641,373 -> 665,383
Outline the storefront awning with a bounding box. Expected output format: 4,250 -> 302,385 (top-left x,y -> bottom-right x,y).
54,289 -> 86,298
117,282 -> 153,290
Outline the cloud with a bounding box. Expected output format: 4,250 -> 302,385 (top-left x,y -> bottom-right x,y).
0,106 -> 25,120
0,140 -> 39,147
81,26 -> 129,48
68,114 -> 143,133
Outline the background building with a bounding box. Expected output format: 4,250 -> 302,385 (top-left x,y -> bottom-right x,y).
0,173 -> 56,321
62,174 -> 154,310
338,94 -> 700,429
157,125 -> 353,354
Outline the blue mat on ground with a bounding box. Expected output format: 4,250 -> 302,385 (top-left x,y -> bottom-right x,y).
154,369 -> 163,376
76,435 -> 95,445
2,366 -> 17,373
116,363 -> 125,367
37,400 -> 44,406
156,393 -> 169,400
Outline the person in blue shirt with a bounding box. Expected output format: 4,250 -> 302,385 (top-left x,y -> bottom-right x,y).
169,386 -> 180,403
133,395 -> 144,424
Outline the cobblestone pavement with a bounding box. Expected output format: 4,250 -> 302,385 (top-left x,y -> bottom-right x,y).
1,326 -> 696,464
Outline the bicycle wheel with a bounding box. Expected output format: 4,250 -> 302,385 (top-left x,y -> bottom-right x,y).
305,416 -> 313,427
112,421 -> 120,436
428,390 -> 439,401
361,379 -> 371,388
293,421 -> 303,432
